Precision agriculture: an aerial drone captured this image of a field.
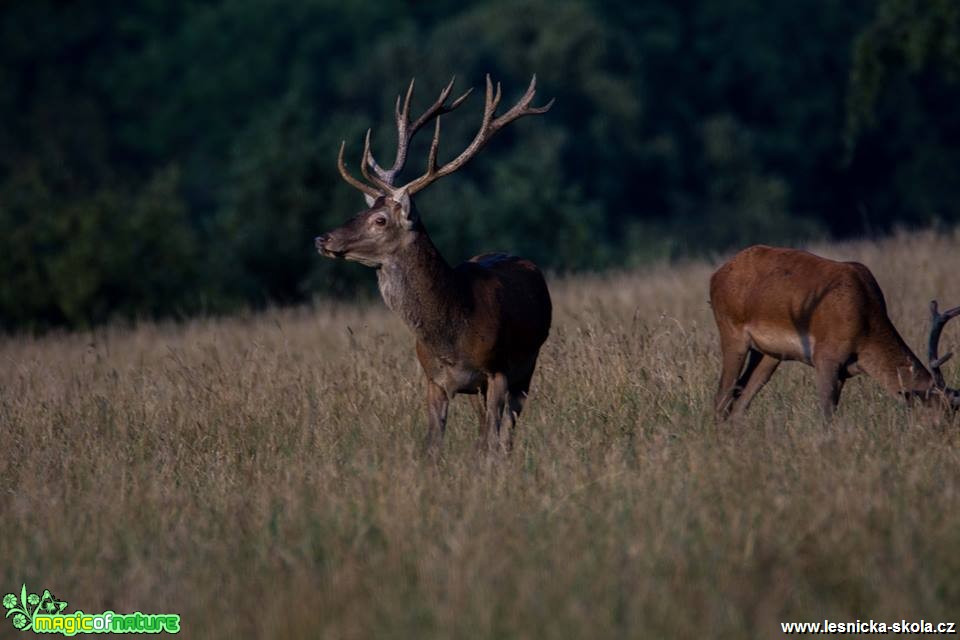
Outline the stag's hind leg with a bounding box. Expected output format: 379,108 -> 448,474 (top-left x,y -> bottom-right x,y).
500,365 -> 536,451
482,372 -> 509,453
499,392 -> 526,452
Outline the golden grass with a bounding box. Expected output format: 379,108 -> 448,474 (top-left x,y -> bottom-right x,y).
2,230 -> 960,638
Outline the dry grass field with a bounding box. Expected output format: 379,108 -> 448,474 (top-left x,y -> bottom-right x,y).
2,231 -> 960,639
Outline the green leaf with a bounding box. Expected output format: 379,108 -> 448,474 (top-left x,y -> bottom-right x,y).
19,585 -> 26,611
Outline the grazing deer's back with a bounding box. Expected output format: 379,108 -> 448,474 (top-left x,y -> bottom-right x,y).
710,245 -> 927,377
709,244 -> 960,416
710,245 -> 885,336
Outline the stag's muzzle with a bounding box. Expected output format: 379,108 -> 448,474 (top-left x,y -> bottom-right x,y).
315,234 -> 342,258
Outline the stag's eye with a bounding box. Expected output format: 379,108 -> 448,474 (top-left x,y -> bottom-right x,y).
373,215 -> 387,227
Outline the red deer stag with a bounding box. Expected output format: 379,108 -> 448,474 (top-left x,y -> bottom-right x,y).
710,245 -> 960,419
315,75 -> 553,453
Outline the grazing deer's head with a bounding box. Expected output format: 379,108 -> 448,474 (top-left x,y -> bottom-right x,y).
927,300 -> 960,408
710,245 -> 959,420
315,75 -> 552,268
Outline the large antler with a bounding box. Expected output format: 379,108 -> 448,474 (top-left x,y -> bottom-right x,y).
365,78 -> 473,189
338,74 -> 553,200
928,300 -> 960,390
337,77 -> 473,197
398,74 -> 554,196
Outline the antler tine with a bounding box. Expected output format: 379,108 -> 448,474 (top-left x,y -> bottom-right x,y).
400,74 -> 553,196
361,129 -> 397,195
337,140 -> 381,199
409,77 -> 453,131
365,77 -> 473,188
448,86 -> 473,110
928,300 -> 960,389
487,75 -> 503,120
364,79 -> 414,185
364,79 -> 416,184
397,78 -> 415,127
426,118 -> 442,177
404,116 -> 446,190
491,74 -> 554,129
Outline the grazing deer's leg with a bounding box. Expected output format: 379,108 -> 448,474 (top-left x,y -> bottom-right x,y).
813,358 -> 845,419
483,373 -> 509,453
736,349 -> 764,388
715,339 -> 749,420
730,354 -> 780,419
424,380 -> 449,453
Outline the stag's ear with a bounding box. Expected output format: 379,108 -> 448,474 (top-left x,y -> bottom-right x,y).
364,192 -> 377,207
396,190 -> 416,225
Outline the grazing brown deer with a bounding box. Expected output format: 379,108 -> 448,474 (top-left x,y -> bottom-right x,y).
315,75 -> 553,452
710,245 -> 960,420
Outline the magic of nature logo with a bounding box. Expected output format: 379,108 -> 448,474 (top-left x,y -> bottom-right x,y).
3,584 -> 180,635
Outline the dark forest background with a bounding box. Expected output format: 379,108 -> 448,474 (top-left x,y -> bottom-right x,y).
1,0 -> 958,329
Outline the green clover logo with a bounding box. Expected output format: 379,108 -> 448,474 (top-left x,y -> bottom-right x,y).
3,584 -> 67,632
38,590 -> 67,615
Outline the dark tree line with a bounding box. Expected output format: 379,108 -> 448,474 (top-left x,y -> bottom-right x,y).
0,0 -> 957,329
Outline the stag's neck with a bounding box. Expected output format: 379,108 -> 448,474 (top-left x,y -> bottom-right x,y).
376,230 -> 467,352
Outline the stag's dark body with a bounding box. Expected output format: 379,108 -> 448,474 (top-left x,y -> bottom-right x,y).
379,241 -> 551,397
316,76 -> 553,452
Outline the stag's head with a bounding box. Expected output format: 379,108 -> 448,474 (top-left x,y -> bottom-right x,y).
315,191 -> 416,268
315,75 -> 552,268
927,300 -> 960,408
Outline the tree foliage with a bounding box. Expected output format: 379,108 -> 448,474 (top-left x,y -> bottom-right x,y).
0,0 -> 956,329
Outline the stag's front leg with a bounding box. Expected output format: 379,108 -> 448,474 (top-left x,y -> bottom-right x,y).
424,380 -> 449,454
483,373 -> 508,453
471,392 -> 487,446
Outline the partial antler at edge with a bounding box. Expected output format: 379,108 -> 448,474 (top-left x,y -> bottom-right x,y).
928,300 -> 960,389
